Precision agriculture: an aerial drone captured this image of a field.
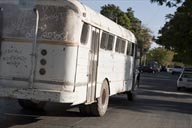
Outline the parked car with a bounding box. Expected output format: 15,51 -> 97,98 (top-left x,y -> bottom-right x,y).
177,68 -> 192,90
140,66 -> 159,74
167,66 -> 173,73
172,66 -> 183,75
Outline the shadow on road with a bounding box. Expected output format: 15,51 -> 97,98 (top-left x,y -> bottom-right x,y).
0,98 -> 41,128
109,72 -> 192,115
140,72 -> 178,92
0,98 -> 83,128
109,93 -> 192,115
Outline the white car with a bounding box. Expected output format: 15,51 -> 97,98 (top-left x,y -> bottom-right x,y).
177,68 -> 192,90
172,66 -> 183,75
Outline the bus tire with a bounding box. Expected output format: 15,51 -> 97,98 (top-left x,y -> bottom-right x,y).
127,91 -> 135,101
79,104 -> 91,116
136,78 -> 140,89
91,80 -> 109,117
18,99 -> 46,110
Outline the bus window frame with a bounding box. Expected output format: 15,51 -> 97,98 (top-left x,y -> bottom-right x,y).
100,31 -> 115,51
115,37 -> 126,54
115,37 -> 121,53
100,31 -> 108,50
120,39 -> 126,54
126,41 -> 132,56
106,34 -> 115,51
131,43 -> 135,57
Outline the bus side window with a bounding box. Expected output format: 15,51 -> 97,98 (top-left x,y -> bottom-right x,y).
120,40 -> 126,53
131,43 -> 135,56
127,41 -> 132,56
100,32 -> 108,49
115,37 -> 126,54
81,23 -> 90,45
115,37 -> 121,53
107,34 -> 114,51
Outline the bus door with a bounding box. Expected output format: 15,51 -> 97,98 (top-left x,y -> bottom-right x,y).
0,3 -> 39,88
87,27 -> 100,103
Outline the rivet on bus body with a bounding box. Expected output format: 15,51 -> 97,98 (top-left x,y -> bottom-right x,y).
40,59 -> 47,65
39,68 -> 46,75
41,49 -> 47,56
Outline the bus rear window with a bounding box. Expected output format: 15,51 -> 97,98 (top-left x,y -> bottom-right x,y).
1,4 -> 72,41
38,5 -> 67,41
1,4 -> 36,39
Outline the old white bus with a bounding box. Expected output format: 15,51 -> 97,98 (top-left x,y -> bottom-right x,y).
0,0 -> 138,116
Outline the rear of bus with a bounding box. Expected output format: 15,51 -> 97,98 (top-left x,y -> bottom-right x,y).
0,1 -> 82,105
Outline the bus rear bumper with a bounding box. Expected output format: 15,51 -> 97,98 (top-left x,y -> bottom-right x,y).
0,87 -> 75,103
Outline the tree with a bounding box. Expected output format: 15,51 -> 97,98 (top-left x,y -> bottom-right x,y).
126,7 -> 141,30
147,47 -> 174,65
156,0 -> 192,64
150,0 -> 183,7
126,8 -> 152,58
100,4 -> 131,29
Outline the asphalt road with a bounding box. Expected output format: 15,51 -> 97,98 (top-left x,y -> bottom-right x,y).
0,72 -> 192,128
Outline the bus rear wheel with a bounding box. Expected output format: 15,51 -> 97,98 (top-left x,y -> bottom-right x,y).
127,91 -> 135,101
18,99 -> 46,110
91,80 -> 109,117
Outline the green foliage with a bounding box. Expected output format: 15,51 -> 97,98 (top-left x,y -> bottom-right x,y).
125,8 -> 152,56
156,0 -> 192,64
100,4 -> 131,29
147,47 -> 174,65
150,0 -> 183,7
100,4 -> 152,57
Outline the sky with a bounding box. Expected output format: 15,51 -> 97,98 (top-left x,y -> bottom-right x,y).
78,0 -> 178,48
